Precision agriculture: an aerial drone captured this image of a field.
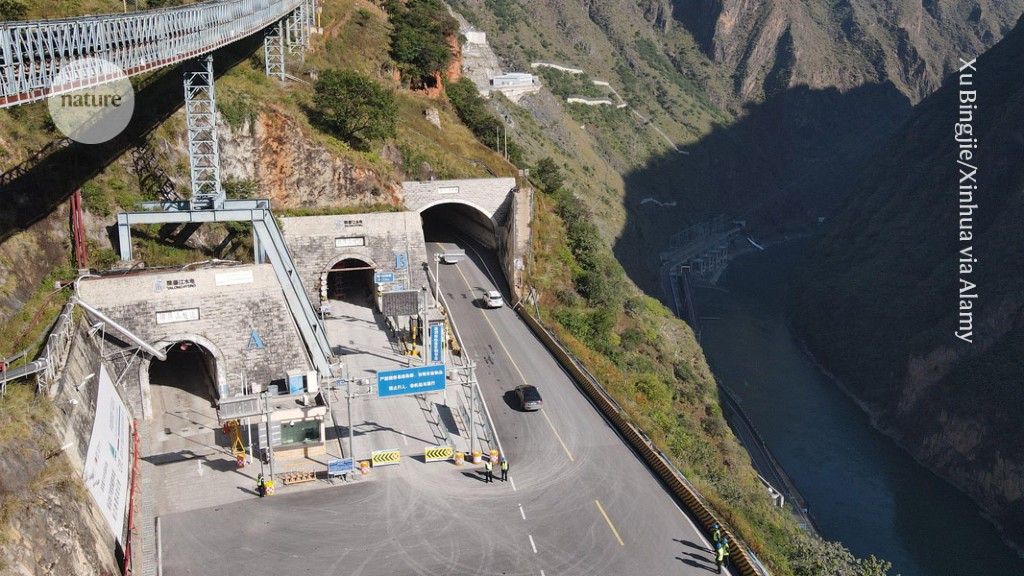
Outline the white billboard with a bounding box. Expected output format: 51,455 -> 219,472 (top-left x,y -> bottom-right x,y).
82,364 -> 131,543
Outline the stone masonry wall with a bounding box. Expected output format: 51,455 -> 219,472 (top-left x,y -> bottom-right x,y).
402,177 -> 517,224
281,212 -> 429,304
76,264 -> 311,418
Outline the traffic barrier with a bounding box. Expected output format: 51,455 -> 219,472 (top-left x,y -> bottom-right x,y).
425,445 -> 454,462
235,454 -> 246,468
471,450 -> 482,464
516,304 -> 761,576
489,449 -> 499,464
360,460 -> 370,475
280,469 -> 317,485
264,480 -> 275,496
371,449 -> 401,466
454,452 -> 464,466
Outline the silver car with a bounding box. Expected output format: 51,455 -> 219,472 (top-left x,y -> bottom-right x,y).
484,290 -> 503,308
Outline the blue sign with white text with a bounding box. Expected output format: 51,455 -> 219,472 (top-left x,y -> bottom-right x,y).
395,253 -> 408,269
377,365 -> 446,398
328,458 -> 354,475
374,272 -> 395,283
430,324 -> 443,362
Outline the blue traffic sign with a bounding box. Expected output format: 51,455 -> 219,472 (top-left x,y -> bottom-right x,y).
430,324 -> 443,362
378,365 -> 446,398
374,271 -> 395,283
328,458 -> 354,476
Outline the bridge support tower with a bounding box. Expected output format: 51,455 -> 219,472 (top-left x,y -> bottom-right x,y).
183,55 -> 223,210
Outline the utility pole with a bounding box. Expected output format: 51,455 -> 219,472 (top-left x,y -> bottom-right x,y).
347,377 -> 354,461
434,253 -> 441,308
263,391 -> 275,482
468,359 -> 477,456
422,286 -> 429,367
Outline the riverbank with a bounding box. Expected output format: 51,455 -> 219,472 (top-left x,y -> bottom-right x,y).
692,239 -> 1024,576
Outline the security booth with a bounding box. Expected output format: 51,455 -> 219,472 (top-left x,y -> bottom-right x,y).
251,371 -> 329,463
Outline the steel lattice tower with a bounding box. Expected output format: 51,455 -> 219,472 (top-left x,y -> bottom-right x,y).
183,55 -> 223,210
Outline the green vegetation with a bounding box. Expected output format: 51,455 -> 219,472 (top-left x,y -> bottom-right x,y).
382,0 -> 457,88
444,77 -> 523,165
0,267 -> 74,361
534,67 -> 604,99
312,70 -> 398,148
278,203 -> 402,217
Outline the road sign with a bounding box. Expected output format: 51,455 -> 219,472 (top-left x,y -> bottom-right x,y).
430,323 -> 442,362
395,252 -> 408,269
381,290 -> 420,316
328,458 -> 354,476
217,394 -> 262,423
377,365 -> 446,398
371,449 -> 400,466
374,271 -> 395,283
424,446 -> 453,462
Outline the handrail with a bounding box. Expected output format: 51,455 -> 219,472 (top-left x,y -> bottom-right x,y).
0,0 -> 304,107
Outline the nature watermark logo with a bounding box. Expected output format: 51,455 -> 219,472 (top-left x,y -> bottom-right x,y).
46,57 -> 135,144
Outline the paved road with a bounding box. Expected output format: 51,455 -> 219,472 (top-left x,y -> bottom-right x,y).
160,235 -> 729,576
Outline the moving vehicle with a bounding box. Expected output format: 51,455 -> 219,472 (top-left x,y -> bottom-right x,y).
441,249 -> 466,264
515,385 -> 543,411
484,290 -> 503,308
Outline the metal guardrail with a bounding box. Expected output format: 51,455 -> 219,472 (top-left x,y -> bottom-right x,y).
0,0 -> 304,108
0,298 -> 76,395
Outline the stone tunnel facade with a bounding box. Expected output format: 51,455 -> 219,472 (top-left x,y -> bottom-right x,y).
76,264 -> 312,419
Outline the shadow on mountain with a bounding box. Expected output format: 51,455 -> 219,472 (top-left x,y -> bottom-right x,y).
613,81 -> 913,297
0,34 -> 265,244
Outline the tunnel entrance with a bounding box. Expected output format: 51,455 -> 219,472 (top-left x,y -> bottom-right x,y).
146,340 -> 224,457
326,258 -> 375,305
420,203 -> 496,248
149,341 -> 218,402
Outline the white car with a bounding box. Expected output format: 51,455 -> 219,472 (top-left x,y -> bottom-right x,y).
484,290 -> 503,308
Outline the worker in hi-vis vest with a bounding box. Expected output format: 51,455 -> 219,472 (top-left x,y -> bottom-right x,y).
715,542 -> 726,573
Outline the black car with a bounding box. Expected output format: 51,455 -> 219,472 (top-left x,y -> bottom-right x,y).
515,385 -> 543,411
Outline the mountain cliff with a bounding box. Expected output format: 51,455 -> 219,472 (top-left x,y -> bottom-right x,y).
672,0 -> 1023,102
793,14 -> 1024,549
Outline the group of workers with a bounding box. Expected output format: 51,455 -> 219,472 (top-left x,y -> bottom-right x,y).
711,523 -> 731,573
483,456 -> 509,483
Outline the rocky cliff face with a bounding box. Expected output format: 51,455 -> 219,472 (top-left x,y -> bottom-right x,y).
793,15 -> 1024,548
218,106 -> 402,208
672,0 -> 1024,102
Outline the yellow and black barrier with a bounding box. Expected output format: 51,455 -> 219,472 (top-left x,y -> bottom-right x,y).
371,448 -> 401,467
424,445 -> 454,462
515,303 -> 760,576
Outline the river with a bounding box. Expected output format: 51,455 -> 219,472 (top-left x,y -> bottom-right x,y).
695,239 -> 1024,576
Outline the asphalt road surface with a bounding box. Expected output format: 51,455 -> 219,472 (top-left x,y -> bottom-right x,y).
160,234 -> 729,576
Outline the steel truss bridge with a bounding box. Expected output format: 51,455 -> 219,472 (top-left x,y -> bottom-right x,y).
0,0 -> 334,378
0,0 -> 313,108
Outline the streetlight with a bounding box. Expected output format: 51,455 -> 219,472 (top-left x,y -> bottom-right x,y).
434,253 -> 441,309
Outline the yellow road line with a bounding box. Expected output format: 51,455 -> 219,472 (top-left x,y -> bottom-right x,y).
452,260 -> 574,462
541,409 -> 574,462
595,500 -> 625,546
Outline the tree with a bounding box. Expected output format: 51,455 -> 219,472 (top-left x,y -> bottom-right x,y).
0,0 -> 28,20
534,157 -> 564,193
312,70 -> 397,146
384,0 -> 456,87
